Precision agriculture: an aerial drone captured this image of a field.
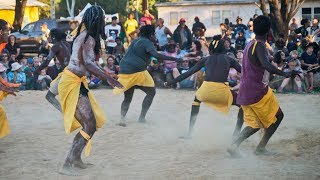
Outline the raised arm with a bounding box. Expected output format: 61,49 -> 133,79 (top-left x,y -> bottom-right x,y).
166,57 -> 206,86
149,49 -> 181,62
255,42 -> 289,77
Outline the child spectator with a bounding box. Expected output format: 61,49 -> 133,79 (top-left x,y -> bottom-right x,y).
300,43 -> 319,91
287,34 -> 298,53
7,62 -> 26,90
278,55 -> 304,93
235,30 -> 246,50
112,37 -> 125,64
172,59 -> 196,89
24,58 -> 35,90
104,56 -> 119,80
36,69 -> 52,90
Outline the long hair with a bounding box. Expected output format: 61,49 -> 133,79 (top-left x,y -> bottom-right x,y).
75,5 -> 106,55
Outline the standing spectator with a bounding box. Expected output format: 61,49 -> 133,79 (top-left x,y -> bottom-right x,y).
235,30 -> 246,50
24,58 -> 35,90
124,13 -> 139,45
46,59 -> 63,80
233,16 -> 247,39
173,18 -> 192,50
155,18 -> 173,51
113,37 -> 126,64
289,18 -> 298,35
5,35 -> 20,58
7,62 -> 26,90
105,16 -> 121,55
140,10 -> 155,25
245,20 -> 255,44
295,18 -> 310,40
307,18 -> 320,44
36,69 -> 52,90
192,16 -> 206,36
300,43 -> 318,91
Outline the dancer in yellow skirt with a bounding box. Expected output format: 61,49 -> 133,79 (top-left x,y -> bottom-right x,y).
165,39 -> 243,139
58,6 -> 123,176
0,76 -> 20,138
228,16 -> 298,157
113,25 -> 181,126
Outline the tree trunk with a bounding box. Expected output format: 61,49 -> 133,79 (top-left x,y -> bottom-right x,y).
142,0 -> 148,11
66,0 -> 76,17
13,0 -> 27,32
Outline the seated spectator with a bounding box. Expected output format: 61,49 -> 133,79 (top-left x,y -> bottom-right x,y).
36,69 -> 52,90
161,42 -> 178,84
273,50 -> 286,68
236,50 -> 244,64
198,36 -> 209,57
235,30 -> 246,50
172,59 -> 196,89
244,20 -> 255,44
287,35 -> 298,52
24,58 -> 36,90
186,41 -> 203,67
0,63 -> 7,81
278,57 -> 304,93
46,59 -> 62,80
0,49 -> 9,69
38,54 -> 46,63
104,56 -> 119,85
222,38 -> 237,57
7,53 -> 17,72
113,37 -> 125,64
7,62 -> 26,90
273,38 -> 289,57
209,35 -> 222,55
5,35 -> 21,59
18,56 -> 27,70
87,74 -> 101,89
300,43 -> 319,91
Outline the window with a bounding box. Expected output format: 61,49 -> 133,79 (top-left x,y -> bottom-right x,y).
212,10 -> 220,25
314,8 -> 320,20
22,23 -> 35,32
170,12 -> 179,25
302,8 -> 312,20
222,10 -> 232,22
180,11 -> 188,20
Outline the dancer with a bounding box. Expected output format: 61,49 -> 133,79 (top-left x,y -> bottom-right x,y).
228,15 -> 298,157
113,25 -> 182,127
0,77 -> 20,138
57,6 -> 123,176
165,40 -> 243,139
34,28 -> 71,112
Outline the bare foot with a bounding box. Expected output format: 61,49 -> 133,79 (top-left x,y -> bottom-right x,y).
74,161 -> 94,169
227,144 -> 242,158
138,118 -> 146,123
59,165 -> 83,176
255,148 -> 277,156
117,122 -> 127,127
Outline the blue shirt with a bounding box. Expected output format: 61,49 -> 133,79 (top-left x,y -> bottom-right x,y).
7,71 -> 26,83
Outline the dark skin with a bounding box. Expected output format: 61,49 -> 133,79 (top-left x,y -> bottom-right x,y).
227,34 -> 298,157
34,39 -> 71,112
166,54 -> 243,139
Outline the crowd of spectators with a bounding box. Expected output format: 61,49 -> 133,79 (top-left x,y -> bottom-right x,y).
1,10 -> 319,93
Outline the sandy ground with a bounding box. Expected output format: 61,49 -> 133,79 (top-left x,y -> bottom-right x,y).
0,89 -> 319,180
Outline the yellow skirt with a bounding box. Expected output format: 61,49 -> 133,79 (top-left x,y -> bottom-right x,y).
113,70 -> 154,94
195,81 -> 233,114
58,69 -> 106,134
242,87 -> 279,129
0,91 -> 9,138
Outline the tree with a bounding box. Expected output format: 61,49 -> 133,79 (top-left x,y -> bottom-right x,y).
256,0 -> 305,41
142,0 -> 148,11
66,0 -> 76,17
13,0 -> 28,32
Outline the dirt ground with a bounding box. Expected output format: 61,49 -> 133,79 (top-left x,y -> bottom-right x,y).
0,89 -> 319,180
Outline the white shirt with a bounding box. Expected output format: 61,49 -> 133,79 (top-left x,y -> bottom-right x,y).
104,24 -> 121,47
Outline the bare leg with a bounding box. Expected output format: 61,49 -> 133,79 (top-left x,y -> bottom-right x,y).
119,87 -> 135,127
255,108 -> 284,155
308,72 -> 314,90
277,78 -> 290,93
45,91 -> 62,112
59,95 -> 96,176
172,68 -> 181,89
137,86 -> 156,123
294,76 -> 302,93
231,90 -> 243,139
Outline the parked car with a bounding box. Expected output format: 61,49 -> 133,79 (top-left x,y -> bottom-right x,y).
10,19 -> 71,53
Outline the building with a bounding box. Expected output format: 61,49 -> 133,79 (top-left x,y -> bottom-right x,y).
155,0 -> 320,37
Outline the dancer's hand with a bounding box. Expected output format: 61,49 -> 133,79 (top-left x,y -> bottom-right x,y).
107,78 -> 123,88
0,84 -> 19,95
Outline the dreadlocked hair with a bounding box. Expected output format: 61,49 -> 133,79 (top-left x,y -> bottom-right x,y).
75,5 -> 106,55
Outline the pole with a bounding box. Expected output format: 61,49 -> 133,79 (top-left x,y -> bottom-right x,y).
51,0 -> 55,20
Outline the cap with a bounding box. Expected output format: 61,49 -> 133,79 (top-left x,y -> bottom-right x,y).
179,18 -> 186,23
27,58 -> 33,64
